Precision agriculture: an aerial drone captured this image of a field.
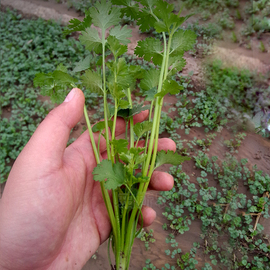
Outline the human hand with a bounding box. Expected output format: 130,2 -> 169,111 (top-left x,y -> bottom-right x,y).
0,88 -> 176,270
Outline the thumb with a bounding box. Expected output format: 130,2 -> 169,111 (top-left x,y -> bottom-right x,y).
21,88 -> 85,166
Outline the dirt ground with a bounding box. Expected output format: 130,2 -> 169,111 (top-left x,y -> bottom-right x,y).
1,0 -> 270,269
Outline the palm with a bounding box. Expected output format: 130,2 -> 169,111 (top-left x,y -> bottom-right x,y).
0,90 -> 175,270
0,133 -> 111,270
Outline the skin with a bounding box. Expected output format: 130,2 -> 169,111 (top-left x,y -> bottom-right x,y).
0,88 -> 176,270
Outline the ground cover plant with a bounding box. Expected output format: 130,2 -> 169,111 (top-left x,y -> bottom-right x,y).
181,0 -> 270,52
33,0 -> 196,269
0,8 -> 92,183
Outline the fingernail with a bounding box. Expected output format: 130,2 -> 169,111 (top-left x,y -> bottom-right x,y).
64,88 -> 77,102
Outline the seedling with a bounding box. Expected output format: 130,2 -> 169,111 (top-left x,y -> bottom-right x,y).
34,1 -> 195,269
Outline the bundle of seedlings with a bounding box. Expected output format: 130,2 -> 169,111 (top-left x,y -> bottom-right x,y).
34,0 -> 196,268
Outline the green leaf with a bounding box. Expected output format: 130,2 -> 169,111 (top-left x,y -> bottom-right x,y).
143,88 -> 156,101
130,103 -> 150,117
170,29 -> 197,56
116,103 -> 150,119
55,63 -> 68,73
79,27 -> 102,54
90,0 -> 121,32
93,159 -> 127,190
107,35 -> 127,58
155,150 -> 190,169
109,25 -> 132,45
155,79 -> 184,98
111,139 -> 129,154
140,68 -> 160,91
168,56 -> 186,76
134,121 -> 153,139
112,0 -> 140,20
135,37 -> 163,65
119,99 -> 130,109
63,14 -> 92,35
33,65 -> 78,103
137,10 -> 156,32
107,58 -> 132,96
92,120 -> 113,133
73,55 -> 92,72
81,70 -> 103,95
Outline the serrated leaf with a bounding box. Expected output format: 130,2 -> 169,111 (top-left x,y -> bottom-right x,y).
155,79 -> 183,98
168,56 -> 186,76
33,66 -> 77,104
63,14 -> 92,35
81,70 -> 103,95
134,121 -> 153,138
109,25 -> 132,45
140,68 -> 160,91
135,37 -> 163,66
143,87 -> 156,101
90,0 -> 121,31
112,0 -> 140,20
170,29 -> 197,56
107,35 -> 127,58
93,159 -> 126,190
119,147 -> 145,165
79,27 -> 102,54
137,10 -> 157,32
119,99 -> 130,109
130,103 -> 150,117
56,63 -> 68,73
73,55 -> 92,72
53,71 -> 77,84
92,120 -> 113,133
155,150 -> 190,169
111,139 -> 128,154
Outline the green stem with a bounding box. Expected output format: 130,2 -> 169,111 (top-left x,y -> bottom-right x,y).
127,88 -> 134,148
101,32 -> 111,161
83,105 -> 100,163
83,105 -> 117,241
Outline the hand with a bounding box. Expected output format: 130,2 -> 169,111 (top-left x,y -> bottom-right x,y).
0,88 -> 176,270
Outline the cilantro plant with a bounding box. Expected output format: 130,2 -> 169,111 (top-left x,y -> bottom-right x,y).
34,1 -> 196,268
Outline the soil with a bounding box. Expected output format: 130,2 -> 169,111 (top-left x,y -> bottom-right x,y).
1,0 -> 270,269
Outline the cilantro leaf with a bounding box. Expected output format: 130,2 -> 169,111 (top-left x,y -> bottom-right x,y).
155,79 -> 184,98
134,121 -> 153,139
135,37 -> 163,65
109,25 -> 132,45
155,150 -> 191,169
130,103 -> 150,117
143,88 -> 156,101
112,0 -> 140,20
170,29 -> 197,56
137,10 -> 156,32
81,70 -> 103,95
93,160 -> 127,190
140,68 -> 159,91
34,65 -> 77,103
90,0 -> 121,32
73,55 -> 92,73
111,139 -> 128,154
63,14 -> 92,35
92,120 -> 113,133
107,35 -> 127,59
79,27 -> 102,54
167,56 -> 186,77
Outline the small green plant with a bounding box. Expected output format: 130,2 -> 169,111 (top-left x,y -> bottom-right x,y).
231,31 -> 238,43
34,1 -> 195,268
259,41 -> 267,52
137,229 -> 156,251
